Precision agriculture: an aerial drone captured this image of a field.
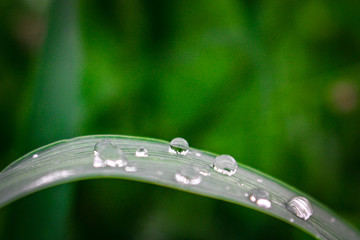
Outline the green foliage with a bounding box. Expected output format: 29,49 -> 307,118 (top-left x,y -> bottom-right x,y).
0,0 -> 360,239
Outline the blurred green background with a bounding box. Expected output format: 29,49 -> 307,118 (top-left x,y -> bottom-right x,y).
0,0 -> 360,239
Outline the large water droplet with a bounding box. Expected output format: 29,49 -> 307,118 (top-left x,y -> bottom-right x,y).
248,189 -> 272,209
287,196 -> 313,220
175,166 -> 202,185
135,147 -> 148,157
169,137 -> 189,155
93,140 -> 127,168
213,155 -> 237,176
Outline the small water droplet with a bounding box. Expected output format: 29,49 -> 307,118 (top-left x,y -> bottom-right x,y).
330,217 -> 335,223
244,193 -> 249,197
175,166 -> 202,185
248,189 -> 272,209
212,155 -> 237,176
225,186 -> 230,190
32,154 -> 39,159
199,170 -> 210,176
287,196 -> 313,220
125,166 -> 137,172
93,140 -> 127,168
157,170 -> 163,175
169,137 -> 189,155
257,178 -> 263,183
135,147 -> 148,157
237,181 -> 244,187
289,218 -> 294,223
195,152 -> 201,157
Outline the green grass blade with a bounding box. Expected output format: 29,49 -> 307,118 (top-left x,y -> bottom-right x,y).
0,135 -> 359,240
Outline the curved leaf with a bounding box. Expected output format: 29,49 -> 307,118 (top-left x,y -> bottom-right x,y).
0,135 -> 359,240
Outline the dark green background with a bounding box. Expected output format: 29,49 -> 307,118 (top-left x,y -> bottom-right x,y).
0,0 -> 359,239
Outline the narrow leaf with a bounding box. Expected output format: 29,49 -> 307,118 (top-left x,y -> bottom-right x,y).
0,135 -> 359,240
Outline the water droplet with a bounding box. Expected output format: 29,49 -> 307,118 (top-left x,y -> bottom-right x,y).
225,186 -> 230,190
125,166 -> 137,172
32,154 -> 39,159
330,217 -> 335,223
237,181 -> 244,187
289,218 -> 294,223
195,152 -> 201,157
169,137 -> 189,155
248,189 -> 272,209
287,196 -> 313,220
213,155 -> 237,176
199,170 -> 210,176
244,193 -> 249,197
175,166 -> 202,185
93,140 -> 127,168
157,170 -> 163,175
257,178 -> 263,183
135,147 -> 148,157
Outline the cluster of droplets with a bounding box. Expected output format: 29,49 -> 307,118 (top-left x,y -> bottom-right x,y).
92,137 -> 315,221
248,189 -> 272,209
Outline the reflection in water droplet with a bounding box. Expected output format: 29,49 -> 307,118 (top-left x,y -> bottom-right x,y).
257,178 -> 263,183
213,155 -> 237,176
289,218 -> 294,223
125,166 -> 137,172
93,140 -> 127,168
32,154 -> 39,159
199,170 -> 210,176
175,166 -> 202,185
135,147 -> 148,157
287,196 -> 313,220
169,137 -> 189,155
248,189 -> 272,209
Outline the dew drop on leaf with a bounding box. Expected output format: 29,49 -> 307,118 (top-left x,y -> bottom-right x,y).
93,140 -> 127,168
213,154 -> 237,176
175,166 -> 202,185
287,196 -> 313,220
135,147 -> 148,157
248,189 -> 272,209
125,166 -> 137,172
199,170 -> 210,176
169,137 -> 189,155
